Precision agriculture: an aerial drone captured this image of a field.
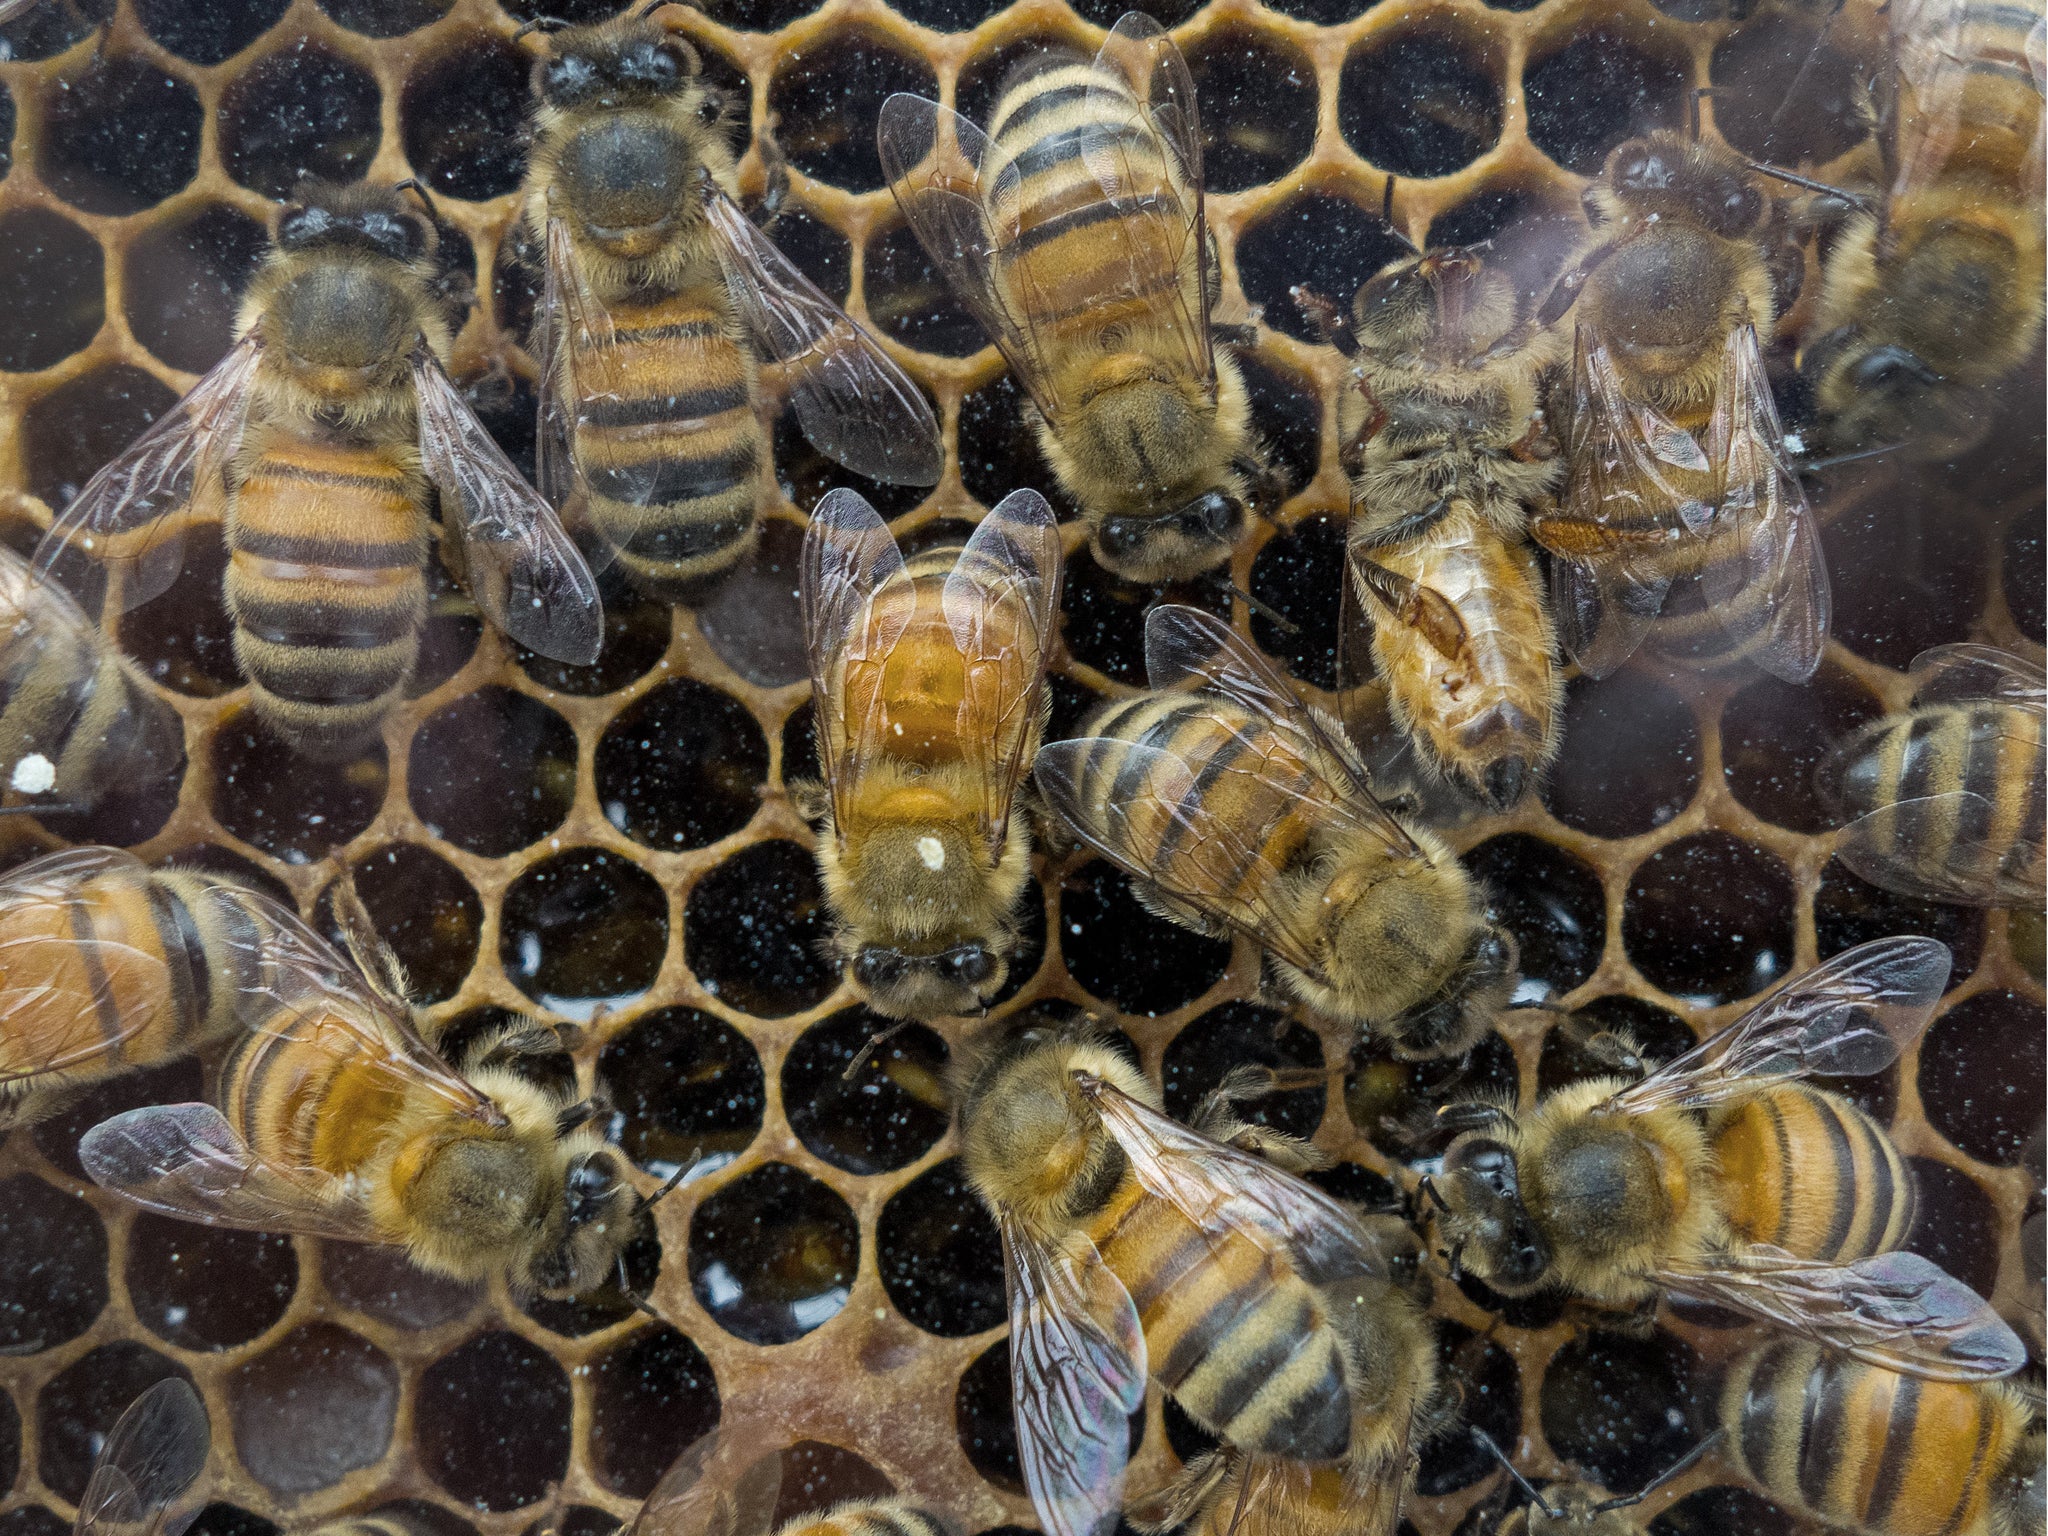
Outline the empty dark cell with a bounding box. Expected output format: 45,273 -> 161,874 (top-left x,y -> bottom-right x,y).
1919,989 -> 2045,1165
127,1216 -> 295,1351
1184,33 -> 1316,192
498,0 -> 630,20
865,220 -> 983,355
697,0 -> 819,30
1903,1155 -> 1999,1298
589,1327 -> 719,1497
1302,1161 -> 1401,1212
410,557 -> 482,696
0,1174 -> 105,1353
885,0 -> 1006,29
1710,16 -> 1871,166
321,1242 -> 480,1330
769,33 -> 934,192
1249,513 -> 1345,690
782,700 -> 818,788
1814,857 -> 1984,977
0,1516 -> 64,1536
1061,859 -> 1231,1016
0,83 -> 12,177
1347,1029 -> 1518,1166
137,0 -> 287,63
877,1158 -> 1004,1337
1239,353 -> 1320,497
339,844 -> 482,1003
212,719 -> 383,862
1536,994 -> 1696,1095
683,840 -> 837,1016
1823,481 -> 1984,668
1525,34 -> 1687,176
1060,549 -> 1229,683
1068,0 -> 1196,20
775,409 -> 928,521
1427,185 -> 1580,311
1541,670 -> 1700,837
113,530 -> 236,701
689,1162 -> 858,1344
1338,34 -> 1500,179
229,1323 -> 397,1495
317,0 -> 452,34
1649,1485 -> 1796,1536
1238,194 -> 1414,345
955,34 -> 1068,128
1722,667 -> 1881,833
123,204 -> 268,375
785,1010 -> 950,1174
1623,833 -> 1795,1005
32,720 -> 183,849
598,679 -> 767,850
1465,834 -> 1606,999
1540,1329 -> 1700,1492
501,848 -> 668,1017
959,372 -> 1061,516
1046,673 -> 1103,743
184,1508 -> 279,1536
1416,1323 -> 1520,1494
0,0 -> 110,61
694,517 -> 812,689
768,1444 -> 894,1525
0,208 -> 101,372
400,35 -> 529,201
956,1340 -> 1023,1491
2004,503 -> 2045,643
770,204 -> 851,303
23,364 -> 177,512
39,56 -> 200,215
417,1331 -> 572,1510
1162,1003 -> 1324,1137
32,1060 -> 205,1181
409,688 -> 575,857
37,1342 -> 196,1503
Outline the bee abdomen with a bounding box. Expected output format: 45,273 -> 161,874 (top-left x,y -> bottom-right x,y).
1713,1083 -> 1914,1262
781,1504 -> 950,1536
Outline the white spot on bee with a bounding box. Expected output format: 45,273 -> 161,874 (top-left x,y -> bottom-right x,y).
917,835 -> 946,871
9,754 -> 53,794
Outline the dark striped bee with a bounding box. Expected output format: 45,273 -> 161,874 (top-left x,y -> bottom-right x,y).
878,14 -> 1272,585
955,1013 -> 1435,1536
1819,643 -> 2045,909
1035,603 -> 1515,1059
68,1378 -> 209,1536
30,181 -> 601,763
1427,936 -> 2026,1381
521,9 -> 940,601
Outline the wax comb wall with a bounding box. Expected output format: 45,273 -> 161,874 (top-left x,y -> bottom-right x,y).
0,2 -> 2039,1536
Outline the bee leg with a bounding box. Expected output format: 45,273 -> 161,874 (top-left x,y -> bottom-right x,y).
1290,284 -> 1357,355
1191,1066 -> 1333,1171
1559,1294 -> 1657,1338
750,129 -> 791,232
1503,414 -> 1558,464
1130,1449 -> 1235,1536
1212,321 -> 1259,349
1129,877 -> 1230,939
1338,377 -> 1389,477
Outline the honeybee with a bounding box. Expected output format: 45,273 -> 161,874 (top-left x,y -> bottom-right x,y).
30,181 -> 601,763
627,1428 -> 949,1536
1035,603 -> 1515,1059
1799,0 -> 2046,461
1469,1429 -> 1722,1536
799,487 -> 1061,1020
1530,132 -> 1829,684
1722,1341 -> 2045,1536
1819,643 -> 2046,910
70,1378 -> 210,1536
878,14 -> 1271,585
1427,935 -> 2027,1381
0,543 -> 181,814
954,1014 -> 1437,1536
78,861 -> 652,1297
521,10 -> 940,600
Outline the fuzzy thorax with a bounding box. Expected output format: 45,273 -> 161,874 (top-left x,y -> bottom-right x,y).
819,779 -> 1030,951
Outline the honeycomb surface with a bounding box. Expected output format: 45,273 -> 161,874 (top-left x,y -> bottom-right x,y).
0,3 -> 2040,1536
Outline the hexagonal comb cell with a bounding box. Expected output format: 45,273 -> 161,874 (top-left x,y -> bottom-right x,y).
123,205 -> 268,375
417,1331 -> 572,1510
229,1323 -> 398,1495
501,848 -> 669,1019
688,1162 -> 858,1344
1339,27 -> 1502,178
38,55 -> 201,215
768,30 -> 935,192
878,1158 -> 1004,1336
587,1328 -> 719,1496
783,1010 -> 950,1174
598,679 -> 768,849
598,1006 -> 766,1176
0,209 -> 102,373
0,1175 -> 106,1353
219,41 -> 382,199
410,688 -> 577,857
127,1217 -> 296,1351
684,840 -> 837,1016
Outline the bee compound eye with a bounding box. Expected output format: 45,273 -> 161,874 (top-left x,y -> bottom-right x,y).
564,1157 -> 621,1223
946,945 -> 996,986
277,205 -> 332,249
543,54 -> 600,105
1098,517 -> 1146,560
854,948 -> 909,990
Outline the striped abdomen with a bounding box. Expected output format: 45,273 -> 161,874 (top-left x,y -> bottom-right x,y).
1722,1339 -> 2027,1536
1083,1173 -> 1353,1461
779,1503 -> 950,1536
570,282 -> 761,597
1712,1083 -> 1915,1263
220,990 -> 415,1184
225,429 -> 428,761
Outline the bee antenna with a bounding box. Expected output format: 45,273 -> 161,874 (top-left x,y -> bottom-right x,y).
1381,176 -> 1420,255
841,1020 -> 909,1082
1205,572 -> 1300,635
1743,158 -> 1877,214
555,1099 -> 599,1138
1688,85 -> 1714,142
1472,1430 -> 1562,1521
638,1154 -> 703,1213
1593,1430 -> 1723,1511
512,14 -> 569,38
393,176 -> 442,226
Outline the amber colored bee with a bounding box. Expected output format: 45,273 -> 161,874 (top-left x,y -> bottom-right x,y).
79,862 -> 651,1297
1036,603 -> 1515,1058
878,14 -> 1272,585
1820,643 -> 2045,909
798,487 -> 1061,1021
1722,1341 -> 2045,1536
521,10 -> 939,600
31,181 -> 601,763
67,1378 -> 209,1536
955,1013 -> 1436,1536
1530,131 -> 1829,684
1427,935 -> 2026,1381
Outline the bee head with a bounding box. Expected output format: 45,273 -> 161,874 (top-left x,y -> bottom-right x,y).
1095,491 -> 1243,583
1602,132 -> 1764,238
533,19 -> 700,112
528,1144 -> 642,1298
275,182 -> 434,266
1351,246 -> 1509,356
1806,331 -> 1981,460
1437,1134 -> 1551,1291
264,184 -> 438,374
1385,923 -> 1518,1059
851,940 -> 1004,1020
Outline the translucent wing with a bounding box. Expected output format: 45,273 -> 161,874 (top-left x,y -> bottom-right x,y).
799,488 -> 912,838
1604,936 -> 1952,1115
703,179 -> 941,487
1659,1248 -> 2026,1381
32,335 -> 263,615
627,1433 -> 783,1536
413,346 -> 603,666
1700,322 -> 1829,684
1908,643 -> 2048,706
1834,792 -> 2047,909
943,488 -> 1063,849
1079,1073 -> 1395,1287
75,1379 -> 210,1536
1003,1215 -> 1146,1536
79,1102 -> 386,1242
533,215 -> 611,530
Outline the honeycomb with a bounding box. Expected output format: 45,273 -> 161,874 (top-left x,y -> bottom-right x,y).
0,2 -> 2039,1536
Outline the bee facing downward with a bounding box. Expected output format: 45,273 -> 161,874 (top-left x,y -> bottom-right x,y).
520,8 -> 941,601
32,182 -> 602,762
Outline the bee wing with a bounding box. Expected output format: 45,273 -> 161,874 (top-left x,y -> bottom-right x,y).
1832,792 -> 2047,908
32,335 -> 263,615
1350,550 -> 1472,665
702,180 -> 942,488
75,1379 -> 210,1536
942,488 -> 1063,850
1001,1213 -> 1147,1536
877,93 -> 1071,422
1603,936 -> 1953,1115
628,1433 -> 783,1536
1658,1248 -> 2026,1381
1907,643 -> 2048,706
799,488 -> 912,839
1700,322 -> 1829,684
533,215 -> 609,547
412,346 -> 604,666
1083,1075 -> 1398,1287
78,1101 -> 386,1243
